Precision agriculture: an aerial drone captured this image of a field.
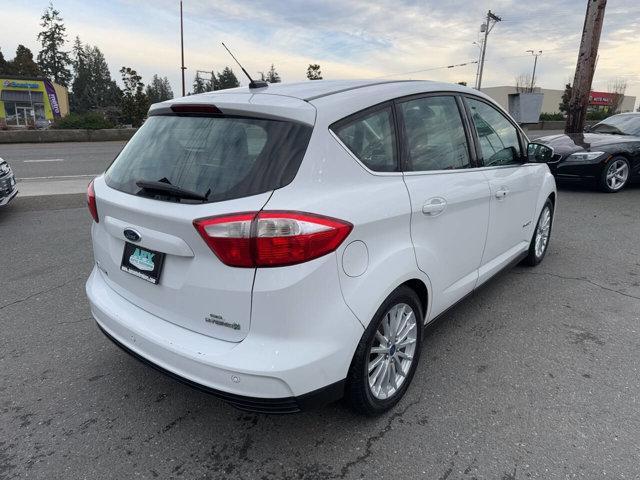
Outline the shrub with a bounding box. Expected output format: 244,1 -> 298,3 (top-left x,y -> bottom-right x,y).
586,110 -> 612,121
539,112 -> 564,121
53,112 -> 115,130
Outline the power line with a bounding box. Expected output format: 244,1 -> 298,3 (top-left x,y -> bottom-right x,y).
376,60 -> 479,79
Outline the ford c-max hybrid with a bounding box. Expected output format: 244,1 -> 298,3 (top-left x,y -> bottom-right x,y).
86,80 -> 557,415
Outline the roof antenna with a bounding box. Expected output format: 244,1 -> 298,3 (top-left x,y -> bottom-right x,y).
221,42 -> 268,89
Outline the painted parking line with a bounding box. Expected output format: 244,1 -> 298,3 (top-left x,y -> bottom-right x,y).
23,159 -> 66,163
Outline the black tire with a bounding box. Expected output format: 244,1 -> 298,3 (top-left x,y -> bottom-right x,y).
599,156 -> 630,193
345,285 -> 423,416
523,198 -> 554,267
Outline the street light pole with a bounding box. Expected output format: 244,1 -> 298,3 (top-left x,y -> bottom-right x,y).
475,10 -> 502,90
526,50 -> 542,93
180,1 -> 186,97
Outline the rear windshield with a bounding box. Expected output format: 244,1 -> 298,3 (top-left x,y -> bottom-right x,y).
105,115 -> 312,203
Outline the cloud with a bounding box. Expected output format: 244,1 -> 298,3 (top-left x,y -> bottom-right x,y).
1,0 -> 638,108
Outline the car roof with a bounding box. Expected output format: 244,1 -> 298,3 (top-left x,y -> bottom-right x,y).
153,79 -> 495,126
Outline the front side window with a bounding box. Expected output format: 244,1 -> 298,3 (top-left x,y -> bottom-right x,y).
333,106 -> 397,172
467,98 -> 522,167
400,96 -> 471,171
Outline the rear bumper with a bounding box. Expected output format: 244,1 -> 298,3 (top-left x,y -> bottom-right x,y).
96,322 -> 344,413
86,265 -> 362,412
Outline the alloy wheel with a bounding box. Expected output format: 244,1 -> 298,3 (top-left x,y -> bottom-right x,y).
367,303 -> 418,400
606,159 -> 629,191
535,206 -> 552,258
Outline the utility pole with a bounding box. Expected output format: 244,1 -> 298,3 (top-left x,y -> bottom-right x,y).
526,50 -> 542,93
475,10 -> 502,90
565,0 -> 607,134
180,1 -> 186,97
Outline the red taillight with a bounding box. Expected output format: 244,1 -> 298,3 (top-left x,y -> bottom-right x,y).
193,211 -> 353,268
87,179 -> 99,223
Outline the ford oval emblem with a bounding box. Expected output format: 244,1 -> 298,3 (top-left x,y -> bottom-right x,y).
123,228 -> 141,242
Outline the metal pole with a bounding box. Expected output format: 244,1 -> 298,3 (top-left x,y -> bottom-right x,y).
531,55 -> 538,92
476,12 -> 490,90
527,50 -> 542,93
477,10 -> 501,90
180,1 -> 186,97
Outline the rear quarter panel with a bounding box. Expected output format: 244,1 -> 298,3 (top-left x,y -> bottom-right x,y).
263,122 -> 432,328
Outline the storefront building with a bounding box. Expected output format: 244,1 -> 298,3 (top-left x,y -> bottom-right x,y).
0,76 -> 69,128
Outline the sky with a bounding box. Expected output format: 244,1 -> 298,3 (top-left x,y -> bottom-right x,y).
1,0 -> 639,109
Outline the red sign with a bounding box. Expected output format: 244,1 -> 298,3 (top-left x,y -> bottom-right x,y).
589,91 -> 616,106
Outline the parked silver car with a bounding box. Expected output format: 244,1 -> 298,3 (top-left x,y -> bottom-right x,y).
0,158 -> 18,207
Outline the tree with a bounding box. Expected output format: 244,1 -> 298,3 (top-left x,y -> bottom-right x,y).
306,64 -> 322,80
0,48 -> 9,75
216,66 -> 240,90
261,64 -> 281,83
146,74 -> 174,104
119,66 -> 148,127
559,84 -> 572,115
7,45 -> 42,76
192,72 -> 206,94
515,73 -> 534,93
205,71 -> 216,92
70,40 -> 121,114
37,2 -> 72,86
607,78 -> 627,113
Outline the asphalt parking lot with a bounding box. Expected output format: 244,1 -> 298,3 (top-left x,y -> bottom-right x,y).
1,180 -> 639,478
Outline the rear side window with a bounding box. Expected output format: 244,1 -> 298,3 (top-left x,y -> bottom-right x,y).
466,98 -> 522,167
332,106 -> 398,172
400,96 -> 471,171
105,115 -> 312,203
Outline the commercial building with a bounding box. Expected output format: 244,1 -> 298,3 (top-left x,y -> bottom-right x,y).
481,86 -> 636,116
0,76 -> 69,129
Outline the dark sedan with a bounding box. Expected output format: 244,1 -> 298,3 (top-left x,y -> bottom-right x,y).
0,157 -> 18,207
535,112 -> 640,192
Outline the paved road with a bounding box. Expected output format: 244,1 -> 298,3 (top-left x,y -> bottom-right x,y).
1,184 -> 639,479
0,141 -> 124,179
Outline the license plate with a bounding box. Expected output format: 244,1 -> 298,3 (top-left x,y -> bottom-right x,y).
120,242 -> 165,285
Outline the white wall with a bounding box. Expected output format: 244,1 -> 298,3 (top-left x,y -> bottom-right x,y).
481,86 -> 636,114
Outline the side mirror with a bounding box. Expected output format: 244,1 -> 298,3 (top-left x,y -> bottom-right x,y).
584,125 -> 591,132
527,142 -> 555,163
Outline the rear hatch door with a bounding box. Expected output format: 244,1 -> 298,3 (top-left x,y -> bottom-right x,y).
91,104 -> 313,342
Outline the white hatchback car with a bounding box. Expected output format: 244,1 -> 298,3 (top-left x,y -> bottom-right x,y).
86,80 -> 556,415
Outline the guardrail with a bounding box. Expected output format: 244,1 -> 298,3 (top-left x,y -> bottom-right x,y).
0,128 -> 138,144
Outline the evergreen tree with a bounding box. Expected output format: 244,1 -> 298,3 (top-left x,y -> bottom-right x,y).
559,84 -> 572,115
306,64 -> 322,80
0,48 -> 9,75
120,66 -> 148,127
205,71 -> 216,92
146,74 -> 174,103
37,2 -> 72,85
216,67 -> 240,90
7,45 -> 42,76
193,72 -> 206,94
71,41 -> 121,113
262,64 -> 281,83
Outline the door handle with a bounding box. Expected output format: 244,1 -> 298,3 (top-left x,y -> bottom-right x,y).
422,197 -> 447,216
495,188 -> 510,199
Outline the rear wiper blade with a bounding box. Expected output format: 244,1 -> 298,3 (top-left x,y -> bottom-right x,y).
135,180 -> 208,202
